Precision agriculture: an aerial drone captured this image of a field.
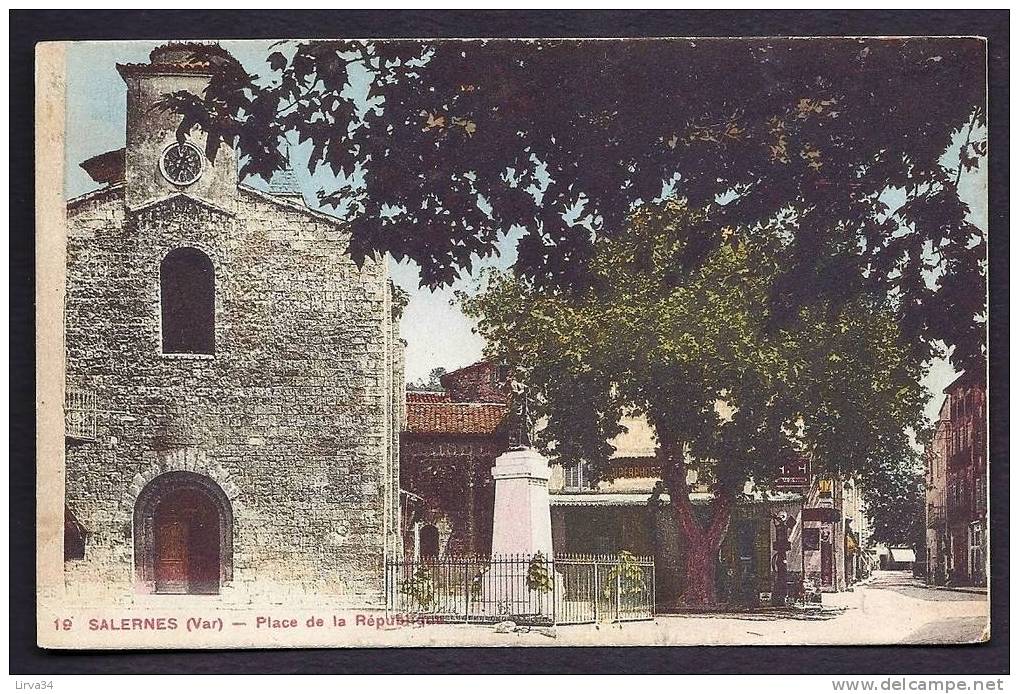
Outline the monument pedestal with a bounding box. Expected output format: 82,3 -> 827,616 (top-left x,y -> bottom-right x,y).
484,447 -> 557,620
490,448 -> 554,558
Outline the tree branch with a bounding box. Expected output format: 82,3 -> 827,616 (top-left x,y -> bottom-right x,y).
660,436 -> 704,540
706,490 -> 736,550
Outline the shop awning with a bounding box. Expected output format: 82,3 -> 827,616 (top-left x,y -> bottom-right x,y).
551,492 -> 664,507
802,506 -> 842,522
550,491 -> 803,507
549,492 -> 718,507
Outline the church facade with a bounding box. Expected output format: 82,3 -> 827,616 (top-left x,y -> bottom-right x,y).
62,43 -> 403,604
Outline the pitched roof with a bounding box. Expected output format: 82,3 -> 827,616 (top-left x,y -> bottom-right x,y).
405,401 -> 509,436
80,148 -> 125,186
66,182 -> 125,212
116,42 -> 233,79
238,185 -> 347,227
943,369 -> 985,394
131,191 -> 235,218
441,360 -> 491,381
267,145 -> 303,199
406,391 -> 452,403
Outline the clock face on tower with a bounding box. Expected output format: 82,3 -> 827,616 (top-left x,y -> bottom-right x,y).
159,142 -> 203,186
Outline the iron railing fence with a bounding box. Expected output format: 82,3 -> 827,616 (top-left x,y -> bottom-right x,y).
553,553 -> 656,624
384,552 -> 654,626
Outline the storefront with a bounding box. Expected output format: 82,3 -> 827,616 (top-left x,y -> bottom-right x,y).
549,457 -> 804,608
800,505 -> 843,592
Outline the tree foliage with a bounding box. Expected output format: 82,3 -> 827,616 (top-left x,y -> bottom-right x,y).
407,366 -> 448,392
862,453 -> 928,550
462,201 -> 929,491
526,552 -> 554,594
158,38 -> 987,371
461,201 -> 929,603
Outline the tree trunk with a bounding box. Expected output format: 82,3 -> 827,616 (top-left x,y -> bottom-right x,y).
679,532 -> 722,605
671,498 -> 733,606
660,437 -> 735,607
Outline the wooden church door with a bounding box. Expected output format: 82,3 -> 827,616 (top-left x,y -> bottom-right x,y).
154,487 -> 221,594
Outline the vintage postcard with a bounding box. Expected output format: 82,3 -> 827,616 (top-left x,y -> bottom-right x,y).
36,36 -> 990,650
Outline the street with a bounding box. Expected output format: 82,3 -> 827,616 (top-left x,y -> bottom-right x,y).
860,571 -> 989,645
438,570 -> 990,647
629,570 -> 987,646
43,571 -> 989,649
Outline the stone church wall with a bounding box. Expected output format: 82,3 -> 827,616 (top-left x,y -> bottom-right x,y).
63,186 -> 397,605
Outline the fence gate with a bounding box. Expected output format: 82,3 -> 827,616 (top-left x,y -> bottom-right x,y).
385,553 -> 655,626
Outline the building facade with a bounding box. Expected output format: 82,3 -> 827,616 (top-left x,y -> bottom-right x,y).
925,398 -> 951,585
841,477 -> 873,584
550,436 -> 870,603
62,43 -> 403,604
399,362 -> 510,558
788,475 -> 871,594
930,371 -> 988,586
547,416 -> 803,608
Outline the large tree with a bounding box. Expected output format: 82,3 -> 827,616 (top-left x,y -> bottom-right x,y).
461,201 -> 929,605
407,366 -> 448,392
863,453 -> 928,555
161,38 -> 986,371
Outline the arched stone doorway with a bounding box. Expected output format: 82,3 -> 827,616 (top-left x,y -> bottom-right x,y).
134,471 -> 233,594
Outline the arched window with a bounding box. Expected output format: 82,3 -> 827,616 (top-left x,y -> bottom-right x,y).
160,248 -> 215,354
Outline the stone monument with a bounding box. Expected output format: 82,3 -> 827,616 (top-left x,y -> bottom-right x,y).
485,384 -> 556,620
490,381 -> 553,558
490,447 -> 554,558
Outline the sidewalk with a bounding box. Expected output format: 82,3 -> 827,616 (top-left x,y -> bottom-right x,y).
926,584 -> 988,595
859,570 -> 987,596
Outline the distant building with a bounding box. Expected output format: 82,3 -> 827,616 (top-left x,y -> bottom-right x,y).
399,362 -> 511,558
877,546 -> 917,572
925,398 -> 951,584
932,371 -> 988,586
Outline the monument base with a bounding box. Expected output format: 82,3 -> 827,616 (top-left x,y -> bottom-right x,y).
490,447 -> 554,558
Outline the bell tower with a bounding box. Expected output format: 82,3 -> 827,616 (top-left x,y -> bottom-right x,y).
117,43 -> 237,211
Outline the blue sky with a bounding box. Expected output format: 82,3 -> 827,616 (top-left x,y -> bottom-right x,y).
65,40 -> 986,420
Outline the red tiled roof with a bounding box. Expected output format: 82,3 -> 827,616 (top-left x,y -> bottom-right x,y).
405,402 -> 508,435
406,391 -> 451,403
